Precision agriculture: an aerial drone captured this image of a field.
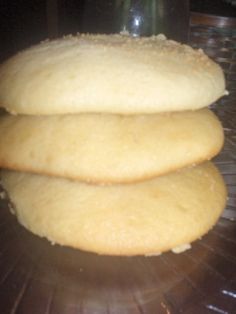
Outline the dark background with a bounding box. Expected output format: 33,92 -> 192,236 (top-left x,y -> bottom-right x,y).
0,0 -> 235,62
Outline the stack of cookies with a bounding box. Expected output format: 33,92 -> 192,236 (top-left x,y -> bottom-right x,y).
0,34 -> 227,255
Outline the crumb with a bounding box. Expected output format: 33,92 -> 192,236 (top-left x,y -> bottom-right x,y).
171,243 -> 191,254
0,191 -> 6,199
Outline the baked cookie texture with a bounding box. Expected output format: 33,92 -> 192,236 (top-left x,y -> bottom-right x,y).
0,34 -> 227,255
1,162 -> 227,256
0,109 -> 224,183
0,34 -> 225,115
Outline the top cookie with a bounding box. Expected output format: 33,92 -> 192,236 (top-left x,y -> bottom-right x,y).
0,34 -> 225,115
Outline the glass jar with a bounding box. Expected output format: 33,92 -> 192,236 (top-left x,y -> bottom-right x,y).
81,0 -> 189,42
114,0 -> 189,42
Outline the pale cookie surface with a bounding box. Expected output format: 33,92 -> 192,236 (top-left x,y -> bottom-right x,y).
0,109 -> 224,183
1,162 -> 227,256
0,34 -> 225,115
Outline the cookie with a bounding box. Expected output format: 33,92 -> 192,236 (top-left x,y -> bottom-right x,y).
1,162 -> 227,256
0,109 -> 224,183
0,34 -> 225,115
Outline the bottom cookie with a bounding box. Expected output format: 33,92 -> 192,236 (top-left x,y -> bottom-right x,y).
1,162 -> 227,256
